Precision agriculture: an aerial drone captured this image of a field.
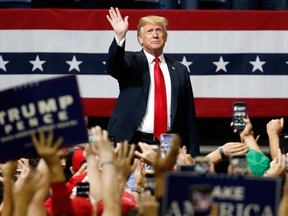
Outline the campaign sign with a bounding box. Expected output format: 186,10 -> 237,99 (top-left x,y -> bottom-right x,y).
162,172 -> 281,216
0,75 -> 88,162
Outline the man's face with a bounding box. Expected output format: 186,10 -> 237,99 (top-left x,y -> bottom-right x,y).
57,148 -> 69,169
138,23 -> 167,56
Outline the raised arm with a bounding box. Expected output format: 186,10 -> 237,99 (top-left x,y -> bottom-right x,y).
31,129 -> 73,216
0,161 -> 17,216
230,115 -> 265,154
31,129 -> 65,183
238,116 -> 262,153
106,7 -> 129,42
90,126 -> 121,216
27,159 -> 50,216
13,167 -> 43,216
114,141 -> 137,191
278,168 -> 288,215
263,148 -> 286,177
266,118 -> 284,160
206,142 -> 249,165
154,134 -> 180,199
85,143 -> 102,203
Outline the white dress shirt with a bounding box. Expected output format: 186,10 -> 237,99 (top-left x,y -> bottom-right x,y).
137,50 -> 171,133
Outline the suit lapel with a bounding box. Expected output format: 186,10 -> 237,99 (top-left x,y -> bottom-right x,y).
165,56 -> 179,127
136,50 -> 150,99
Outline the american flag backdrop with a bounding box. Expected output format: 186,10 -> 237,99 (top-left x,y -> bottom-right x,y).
0,9 -> 288,118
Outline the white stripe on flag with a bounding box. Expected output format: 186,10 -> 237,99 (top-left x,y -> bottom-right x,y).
0,74 -> 286,99
1,30 -> 288,53
191,75 -> 288,98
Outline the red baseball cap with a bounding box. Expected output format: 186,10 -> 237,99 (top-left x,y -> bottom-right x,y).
71,196 -> 94,216
72,149 -> 86,171
97,191 -> 137,215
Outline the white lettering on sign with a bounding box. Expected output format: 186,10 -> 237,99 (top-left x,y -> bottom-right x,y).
212,185 -> 245,201
0,95 -> 73,134
164,200 -> 274,216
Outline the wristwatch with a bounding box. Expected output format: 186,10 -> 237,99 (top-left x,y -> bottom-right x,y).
131,188 -> 141,194
218,146 -> 227,159
98,160 -> 114,170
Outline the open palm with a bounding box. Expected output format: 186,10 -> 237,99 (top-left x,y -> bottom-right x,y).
106,7 -> 129,41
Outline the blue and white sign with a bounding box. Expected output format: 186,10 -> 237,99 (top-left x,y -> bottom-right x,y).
0,75 -> 88,162
162,172 -> 281,216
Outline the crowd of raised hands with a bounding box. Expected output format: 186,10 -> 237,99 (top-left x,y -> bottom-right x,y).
0,115 -> 287,216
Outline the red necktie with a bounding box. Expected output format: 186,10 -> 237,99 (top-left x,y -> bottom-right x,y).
153,57 -> 167,140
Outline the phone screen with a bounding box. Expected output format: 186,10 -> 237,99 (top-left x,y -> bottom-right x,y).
76,182 -> 90,198
280,133 -> 288,154
160,133 -> 174,158
279,134 -> 288,171
232,102 -> 247,130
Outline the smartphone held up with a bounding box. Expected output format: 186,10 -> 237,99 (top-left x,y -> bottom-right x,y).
232,102 -> 247,130
279,133 -> 288,171
160,133 -> 175,158
76,182 -> 90,199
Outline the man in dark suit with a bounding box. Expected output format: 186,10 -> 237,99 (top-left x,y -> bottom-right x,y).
105,7 -> 199,156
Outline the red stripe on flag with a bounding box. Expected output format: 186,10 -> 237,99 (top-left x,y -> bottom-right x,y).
82,98 -> 288,118
195,98 -> 288,117
81,98 -> 116,117
1,9 -> 288,30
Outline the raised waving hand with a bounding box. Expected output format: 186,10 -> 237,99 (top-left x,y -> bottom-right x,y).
106,7 -> 129,42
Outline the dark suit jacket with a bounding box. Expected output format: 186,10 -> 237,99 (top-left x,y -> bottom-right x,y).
105,38 -> 199,156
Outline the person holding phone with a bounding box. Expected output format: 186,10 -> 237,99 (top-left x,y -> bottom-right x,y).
232,114 -> 271,176
105,7 -> 199,156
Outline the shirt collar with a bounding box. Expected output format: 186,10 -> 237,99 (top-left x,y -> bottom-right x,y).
143,49 -> 165,64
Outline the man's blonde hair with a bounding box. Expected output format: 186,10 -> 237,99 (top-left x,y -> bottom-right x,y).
137,15 -> 168,38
